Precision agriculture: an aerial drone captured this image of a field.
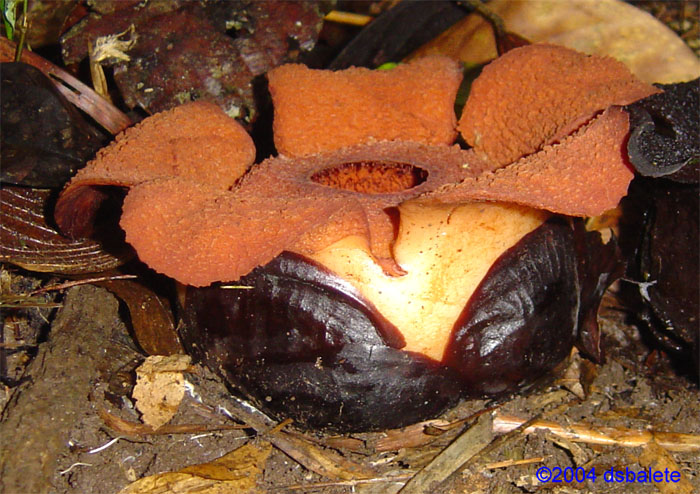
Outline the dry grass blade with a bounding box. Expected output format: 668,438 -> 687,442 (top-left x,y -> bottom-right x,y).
396,412 -> 494,494
207,395 -> 377,481
493,413 -> 700,452
279,473 -> 414,492
269,431 -> 377,481
0,37 -> 132,134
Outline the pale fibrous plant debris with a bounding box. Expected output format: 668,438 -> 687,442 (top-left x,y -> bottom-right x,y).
132,354 -> 192,430
91,25 -> 137,63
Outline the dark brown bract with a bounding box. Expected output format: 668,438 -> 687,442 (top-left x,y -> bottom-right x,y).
181,218 -> 581,431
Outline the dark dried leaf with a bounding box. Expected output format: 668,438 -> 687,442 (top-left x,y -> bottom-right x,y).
61,1 -> 325,119
231,1 -> 326,76
0,62 -> 105,188
60,0 -> 182,64
329,0 -> 469,69
98,279 -> 182,356
0,186 -> 128,274
23,0 -> 84,48
111,3 -> 257,117
625,79 -> 699,183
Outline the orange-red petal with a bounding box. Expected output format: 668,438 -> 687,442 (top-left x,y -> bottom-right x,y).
56,102 -> 255,238
425,107 -> 633,216
120,177 -> 349,286
459,44 -> 659,168
66,101 -> 255,190
119,142 -> 475,285
268,57 -> 463,157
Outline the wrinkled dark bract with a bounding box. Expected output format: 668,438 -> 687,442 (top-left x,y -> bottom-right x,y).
573,222 -> 625,363
625,79 -> 699,183
0,186 -> 128,274
0,62 -> 104,188
622,178 -> 699,377
444,219 -> 579,395
181,218 -> 614,431
182,253 -> 463,432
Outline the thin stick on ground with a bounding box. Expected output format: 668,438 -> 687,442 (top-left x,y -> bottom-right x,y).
493,412 -> 700,453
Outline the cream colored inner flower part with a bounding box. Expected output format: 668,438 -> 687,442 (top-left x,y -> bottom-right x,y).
307,201 -> 549,361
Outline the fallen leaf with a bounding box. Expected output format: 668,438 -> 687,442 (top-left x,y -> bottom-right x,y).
98,279 -> 182,356
638,440 -> 695,494
118,441 -> 271,494
132,354 -> 191,430
490,0 -> 700,83
1,62 -> 105,187
22,0 -> 84,48
410,0 -> 700,84
61,1 -> 325,119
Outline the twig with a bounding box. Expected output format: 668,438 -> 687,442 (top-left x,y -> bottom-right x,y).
13,0 -> 26,62
27,275 -> 138,296
324,10 -> 373,26
98,407 -> 247,437
483,456 -> 548,470
492,413 -> 700,452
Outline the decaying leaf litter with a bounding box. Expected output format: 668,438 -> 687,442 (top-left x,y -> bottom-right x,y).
1,1 -> 699,493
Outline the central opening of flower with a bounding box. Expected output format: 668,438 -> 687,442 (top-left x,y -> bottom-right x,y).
311,161 -> 428,194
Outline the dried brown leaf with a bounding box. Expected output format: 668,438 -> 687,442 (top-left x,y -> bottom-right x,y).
638,440 -> 695,494
98,279 -> 182,356
118,441 -> 271,494
62,2 -> 324,118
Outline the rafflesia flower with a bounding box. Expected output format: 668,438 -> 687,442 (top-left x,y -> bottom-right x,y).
56,44 -> 660,431
56,44 -> 657,287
